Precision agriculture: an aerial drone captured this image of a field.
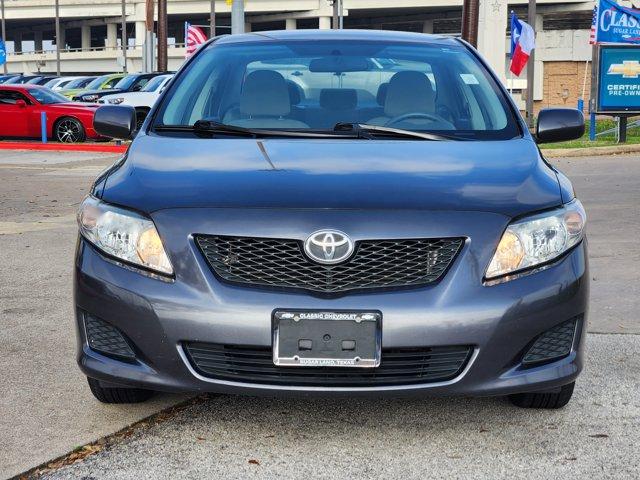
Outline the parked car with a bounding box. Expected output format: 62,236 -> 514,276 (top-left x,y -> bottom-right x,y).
0,85 -> 102,142
44,76 -> 85,91
58,76 -> 97,94
4,75 -> 43,84
80,30 -> 588,408
61,73 -> 124,100
0,74 -> 21,84
73,72 -> 166,102
26,76 -> 58,86
99,74 -> 173,129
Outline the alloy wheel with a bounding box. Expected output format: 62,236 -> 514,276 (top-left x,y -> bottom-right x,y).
56,118 -> 84,143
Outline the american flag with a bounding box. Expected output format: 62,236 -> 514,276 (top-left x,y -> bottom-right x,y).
589,6 -> 598,44
185,22 -> 208,57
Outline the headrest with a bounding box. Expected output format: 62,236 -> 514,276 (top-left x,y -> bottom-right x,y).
286,80 -> 303,105
319,88 -> 357,111
384,71 -> 435,117
240,70 -> 290,117
376,83 -> 388,106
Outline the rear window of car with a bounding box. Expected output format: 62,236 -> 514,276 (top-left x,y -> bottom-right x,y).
155,39 -> 520,140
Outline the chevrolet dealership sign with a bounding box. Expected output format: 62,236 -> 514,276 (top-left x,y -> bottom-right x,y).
597,45 -> 640,113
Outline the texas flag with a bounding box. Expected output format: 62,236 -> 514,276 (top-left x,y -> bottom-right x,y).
510,14 -> 536,76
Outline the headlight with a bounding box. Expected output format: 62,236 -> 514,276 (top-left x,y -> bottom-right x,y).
486,200 -> 585,280
77,196 -> 173,275
83,94 -> 99,101
108,97 -> 124,105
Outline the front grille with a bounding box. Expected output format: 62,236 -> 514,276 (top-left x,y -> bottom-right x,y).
522,318 -> 578,366
84,313 -> 136,360
183,343 -> 473,387
195,235 -> 464,295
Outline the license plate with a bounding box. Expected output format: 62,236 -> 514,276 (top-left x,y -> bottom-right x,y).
273,310 -> 381,368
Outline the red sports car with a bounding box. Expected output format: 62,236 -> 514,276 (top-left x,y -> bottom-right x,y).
0,84 -> 103,143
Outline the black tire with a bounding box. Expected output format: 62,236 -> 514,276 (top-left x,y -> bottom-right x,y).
135,108 -> 149,131
508,381 -> 575,409
87,377 -> 154,404
55,116 -> 86,143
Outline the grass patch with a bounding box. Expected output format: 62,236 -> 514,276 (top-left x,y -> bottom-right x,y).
544,117 -> 640,149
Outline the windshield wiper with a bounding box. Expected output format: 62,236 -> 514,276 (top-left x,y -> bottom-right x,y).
333,123 -> 469,141
155,119 -> 356,139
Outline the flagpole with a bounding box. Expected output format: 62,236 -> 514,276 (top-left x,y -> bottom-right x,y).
525,0 -> 536,129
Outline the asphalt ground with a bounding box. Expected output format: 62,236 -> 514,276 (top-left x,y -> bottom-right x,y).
0,151 -> 638,478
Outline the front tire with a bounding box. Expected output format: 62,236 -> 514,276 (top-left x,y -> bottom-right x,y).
508,381 -> 575,409
55,117 -> 86,143
87,377 -> 154,404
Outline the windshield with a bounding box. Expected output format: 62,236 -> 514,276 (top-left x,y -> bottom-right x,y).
155,39 -> 519,140
142,75 -> 170,92
64,77 -> 94,89
29,88 -> 69,105
86,75 -> 120,90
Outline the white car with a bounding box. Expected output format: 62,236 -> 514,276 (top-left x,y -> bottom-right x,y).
99,74 -> 173,128
44,76 -> 87,91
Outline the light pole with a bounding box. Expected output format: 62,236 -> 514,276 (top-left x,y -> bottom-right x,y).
210,0 -> 216,38
55,0 -> 61,75
231,0 -> 244,34
1,0 -> 7,74
121,0 -> 127,73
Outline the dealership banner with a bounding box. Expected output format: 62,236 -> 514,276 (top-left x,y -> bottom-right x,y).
597,45 -> 640,112
594,0 -> 640,44
0,39 -> 6,66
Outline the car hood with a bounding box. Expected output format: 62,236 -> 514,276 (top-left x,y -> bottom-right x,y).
101,134 -> 561,217
76,88 -> 122,97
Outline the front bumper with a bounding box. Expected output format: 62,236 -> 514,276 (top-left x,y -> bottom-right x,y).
74,210 -> 589,397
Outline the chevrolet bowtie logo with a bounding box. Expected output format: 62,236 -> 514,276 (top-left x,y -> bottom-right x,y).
607,60 -> 640,79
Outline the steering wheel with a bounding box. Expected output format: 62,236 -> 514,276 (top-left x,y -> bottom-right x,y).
385,112 -> 442,127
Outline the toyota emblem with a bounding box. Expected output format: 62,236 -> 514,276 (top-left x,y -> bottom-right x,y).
304,230 -> 354,265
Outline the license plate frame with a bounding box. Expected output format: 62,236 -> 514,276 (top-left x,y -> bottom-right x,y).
272,310 -> 382,368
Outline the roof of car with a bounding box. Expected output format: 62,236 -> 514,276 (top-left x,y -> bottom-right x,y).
215,29 -> 460,46
0,84 -> 46,91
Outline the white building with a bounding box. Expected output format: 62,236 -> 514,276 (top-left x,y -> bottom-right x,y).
2,0 -> 634,112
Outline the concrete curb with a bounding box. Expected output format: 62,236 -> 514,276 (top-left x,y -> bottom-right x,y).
541,144 -> 640,158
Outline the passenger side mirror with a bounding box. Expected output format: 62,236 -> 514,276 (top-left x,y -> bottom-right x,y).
15,99 -> 27,108
535,108 -> 585,144
94,105 -> 136,139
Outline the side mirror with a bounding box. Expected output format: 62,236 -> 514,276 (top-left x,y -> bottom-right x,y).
535,108 -> 585,144
132,84 -> 142,92
94,105 -> 136,139
15,99 -> 27,108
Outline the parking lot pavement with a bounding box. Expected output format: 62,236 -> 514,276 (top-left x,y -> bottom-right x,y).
40,333 -> 640,480
0,151 -> 638,478
0,152 -> 188,479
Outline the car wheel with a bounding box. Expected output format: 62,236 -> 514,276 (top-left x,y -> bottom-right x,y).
87,377 -> 154,404
508,381 -> 575,409
135,108 -> 149,131
55,117 -> 86,143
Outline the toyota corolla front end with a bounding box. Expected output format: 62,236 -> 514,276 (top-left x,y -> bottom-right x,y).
75,30 -> 588,409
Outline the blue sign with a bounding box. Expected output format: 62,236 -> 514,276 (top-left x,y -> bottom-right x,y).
0,39 -> 6,66
595,0 -> 640,44
597,45 -> 640,112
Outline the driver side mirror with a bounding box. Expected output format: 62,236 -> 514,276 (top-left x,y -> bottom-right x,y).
15,99 -> 27,108
535,108 -> 585,144
94,105 -> 136,139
